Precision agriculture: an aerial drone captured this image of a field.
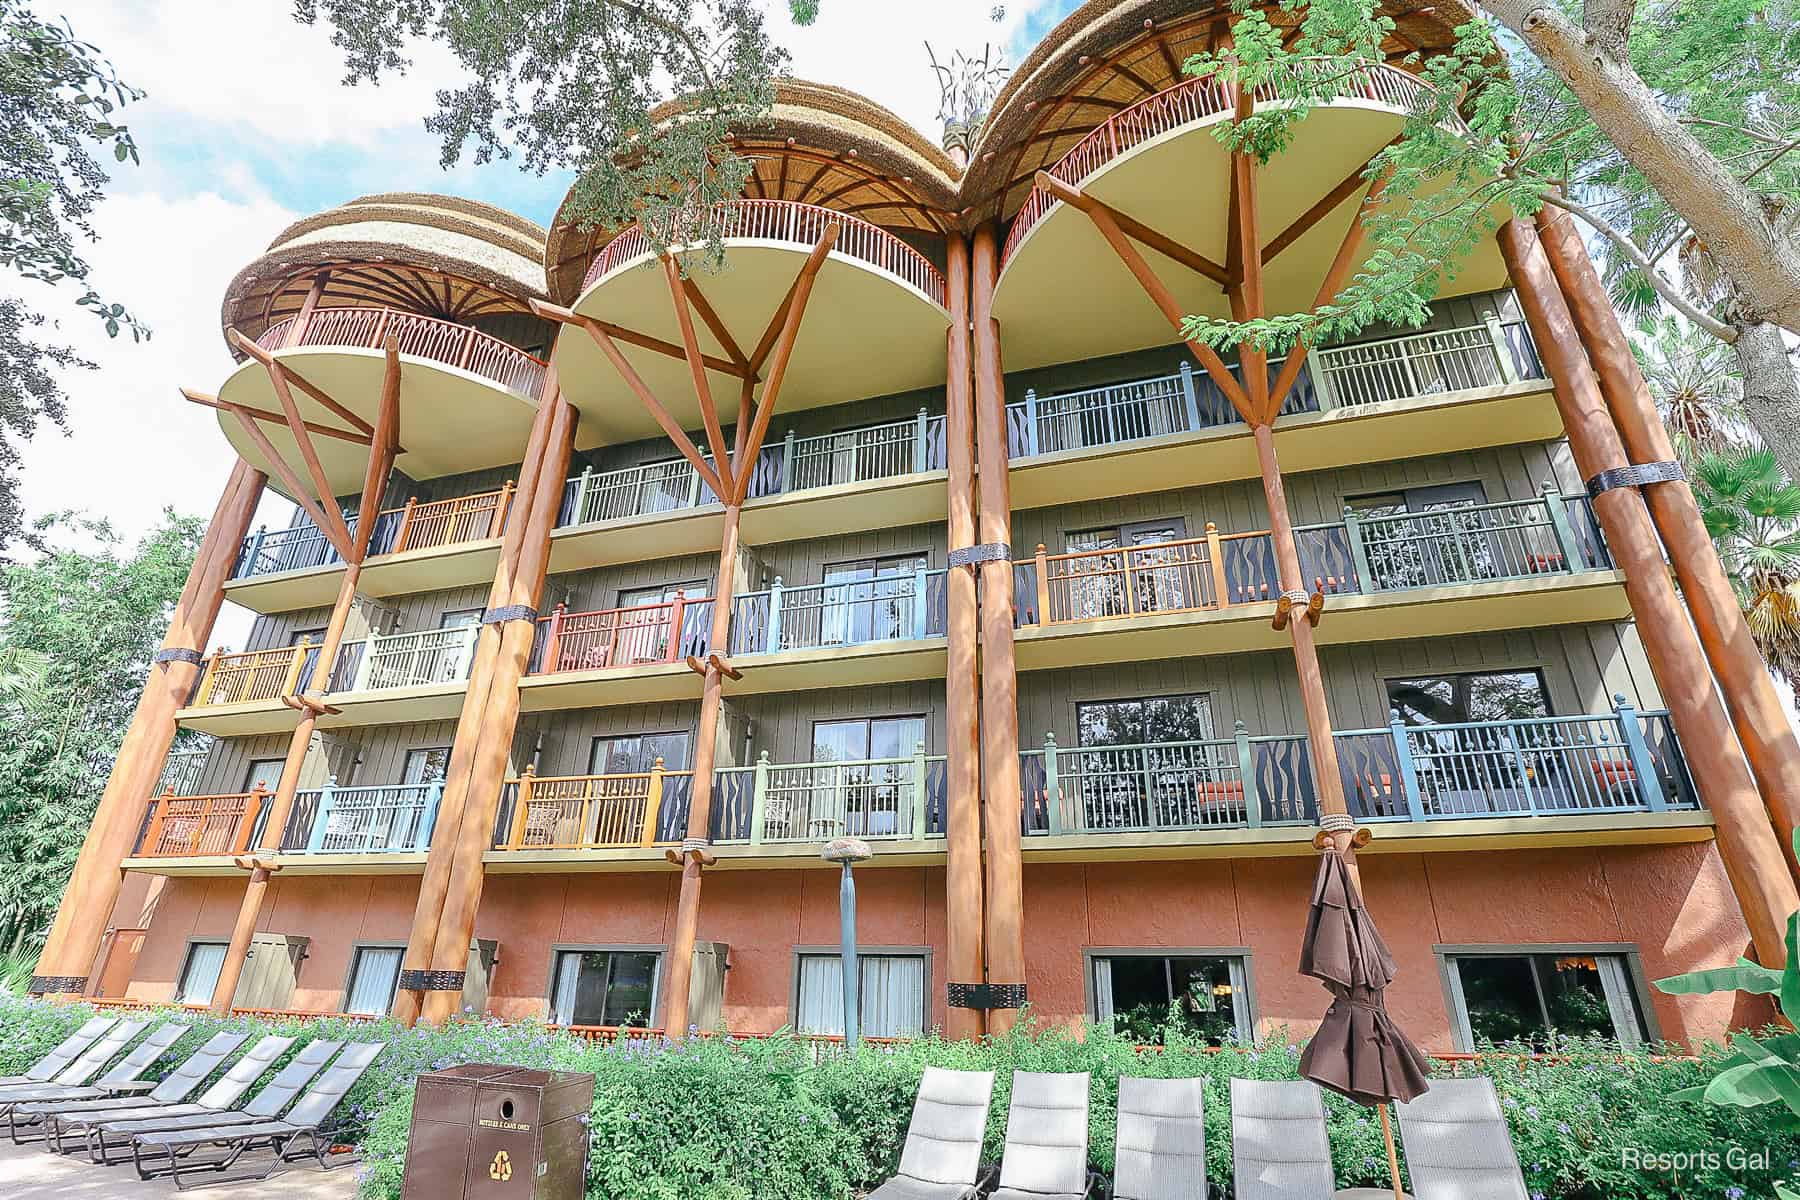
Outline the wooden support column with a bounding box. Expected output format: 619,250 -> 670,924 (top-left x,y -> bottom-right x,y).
31,459 -> 266,997
972,223 -> 1027,1034
942,232 -> 985,1040
1499,218 -> 1797,965
1534,207 -> 1800,873
393,374 -> 561,1024
415,387 -> 576,1026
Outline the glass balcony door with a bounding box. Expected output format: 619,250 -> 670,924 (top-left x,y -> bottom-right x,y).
1386,670 -> 1553,814
820,556 -> 925,645
808,716 -> 926,839
1065,519 -> 1190,619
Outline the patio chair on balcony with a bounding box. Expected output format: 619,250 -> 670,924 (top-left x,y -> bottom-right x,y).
1395,1077 -> 1528,1200
84,1039 -> 343,1166
0,1017 -> 117,1086
1111,1075 -> 1207,1200
862,1066 -> 995,1200
7,1030 -> 249,1144
990,1071 -> 1098,1200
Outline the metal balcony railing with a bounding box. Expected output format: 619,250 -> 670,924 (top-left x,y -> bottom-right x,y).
281,780 -> 442,854
731,568 -> 949,655
526,597 -> 716,675
330,626 -> 479,692
1019,699 -> 1697,836
711,747 -> 948,845
492,764 -> 694,850
1012,485 -> 1608,627
256,306 -> 548,399
233,485 -> 513,581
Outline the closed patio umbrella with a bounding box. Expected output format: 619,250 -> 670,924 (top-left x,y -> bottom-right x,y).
1298,843 -> 1432,1200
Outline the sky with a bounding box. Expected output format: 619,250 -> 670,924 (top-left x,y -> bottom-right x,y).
22,1 -> 1076,650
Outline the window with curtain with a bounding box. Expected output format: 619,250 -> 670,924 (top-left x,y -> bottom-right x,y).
176,942 -> 228,1005
795,953 -> 926,1038
403,747 -> 452,785
345,946 -> 404,1015
1445,951 -> 1647,1049
549,949 -> 660,1027
1090,953 -> 1250,1046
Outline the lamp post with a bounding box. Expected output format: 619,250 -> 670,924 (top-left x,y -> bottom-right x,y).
822,837 -> 873,1050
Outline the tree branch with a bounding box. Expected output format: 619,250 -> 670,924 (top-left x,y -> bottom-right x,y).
1541,191 -> 1737,340
1582,0 -> 1638,60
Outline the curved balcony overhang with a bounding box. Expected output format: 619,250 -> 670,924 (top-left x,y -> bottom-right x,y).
217,307 -> 545,494
994,64 -> 1512,372
555,200 -> 950,444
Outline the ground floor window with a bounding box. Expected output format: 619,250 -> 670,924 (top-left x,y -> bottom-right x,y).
1443,949 -> 1648,1050
344,945 -> 404,1016
794,952 -> 927,1038
176,941 -> 228,1005
1089,952 -> 1251,1045
549,948 -> 660,1028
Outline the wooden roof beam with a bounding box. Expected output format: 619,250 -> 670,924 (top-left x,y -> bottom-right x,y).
179,389 -> 373,447
529,299 -> 749,378
664,255 -> 737,499
1262,141 -> 1397,265
1033,171 -> 1228,287
224,405 -> 355,563
226,328 -> 376,437
350,341 -> 403,562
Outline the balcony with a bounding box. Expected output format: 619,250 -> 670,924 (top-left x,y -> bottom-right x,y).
994,60 -> 1511,371
218,307 -> 547,502
179,627 -> 477,735
227,485 -> 516,611
1017,703 -> 1704,856
516,596 -> 716,710
1012,490 -> 1627,670
128,781 -> 442,875
557,199 -> 951,446
546,411 -> 950,573
1007,318 -> 1556,509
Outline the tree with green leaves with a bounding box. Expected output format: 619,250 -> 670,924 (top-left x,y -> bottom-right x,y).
297,0 -> 831,270
0,512 -> 199,949
0,3 -> 146,554
1181,0 -> 1800,481
1689,447 -> 1800,686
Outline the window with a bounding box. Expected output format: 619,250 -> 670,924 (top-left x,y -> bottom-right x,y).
1443,950 -> 1648,1050
344,946 -> 404,1015
243,758 -> 285,793
1062,519 -> 1193,618
1386,670 -> 1551,726
438,608 -> 483,629
588,731 -> 693,775
1385,672 -> 1553,815
548,949 -> 661,1027
617,582 -> 706,609
403,747 -> 452,785
1089,952 -> 1251,1046
820,555 -> 929,644
795,952 -> 927,1038
1347,482 -> 1505,588
176,942 -> 228,1005
1073,696 -> 1220,831
797,717 -> 927,838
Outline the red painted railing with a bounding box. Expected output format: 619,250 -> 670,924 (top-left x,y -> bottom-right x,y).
256,307 -> 549,399
530,596 -> 714,675
582,199 -> 947,307
1001,60 -> 1445,268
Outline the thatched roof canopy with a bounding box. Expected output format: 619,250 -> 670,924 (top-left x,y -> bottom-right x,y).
222,192 -> 550,352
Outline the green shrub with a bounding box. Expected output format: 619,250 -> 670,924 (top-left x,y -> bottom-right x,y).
2,996 -> 1794,1199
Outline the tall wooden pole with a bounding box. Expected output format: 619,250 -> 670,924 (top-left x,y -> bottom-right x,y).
417,390 -> 576,1025
1499,218 -> 1796,964
393,372 -> 560,1024
971,223 -> 1027,1033
1534,207 -> 1800,871
942,232 -> 985,1040
660,503 -> 741,1035
30,459 -> 266,997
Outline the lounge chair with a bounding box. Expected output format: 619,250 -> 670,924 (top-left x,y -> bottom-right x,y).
991,1070 -> 1097,1200
8,1029 -> 248,1144
130,1041 -> 384,1188
1230,1078 -> 1338,1200
864,1066 -> 996,1200
0,1016 -> 117,1085
0,1021 -> 185,1115
83,1038 -> 339,1165
1112,1076 -> 1207,1200
0,1018 -> 149,1106
1395,1077 -> 1527,1200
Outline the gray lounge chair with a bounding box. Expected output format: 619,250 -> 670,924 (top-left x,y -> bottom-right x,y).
1112,1076 -> 1207,1200
8,1029 -> 248,1144
0,1021 -> 184,1116
1230,1078 -> 1338,1200
1395,1077 -> 1527,1200
0,1016 -> 117,1085
864,1066 -> 996,1200
991,1070 -> 1097,1200
85,1038 -> 340,1165
0,1018 -> 149,1108
131,1041 -> 385,1188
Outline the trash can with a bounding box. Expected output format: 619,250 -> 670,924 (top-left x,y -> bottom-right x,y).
401,1063 -> 595,1200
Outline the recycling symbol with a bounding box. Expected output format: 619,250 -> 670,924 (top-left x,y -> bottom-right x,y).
489,1149 -> 512,1181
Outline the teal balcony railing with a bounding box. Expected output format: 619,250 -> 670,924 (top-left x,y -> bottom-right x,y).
1019,699 -> 1696,836
275,780 -> 443,854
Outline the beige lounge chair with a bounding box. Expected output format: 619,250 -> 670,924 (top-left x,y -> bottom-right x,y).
864,1066 -> 996,1200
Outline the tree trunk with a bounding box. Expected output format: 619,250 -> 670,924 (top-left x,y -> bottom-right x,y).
1483,0 -> 1800,332
1733,321 -> 1800,482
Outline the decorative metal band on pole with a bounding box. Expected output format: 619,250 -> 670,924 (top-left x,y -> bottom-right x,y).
482,604 -> 538,625
397,969 -> 466,991
152,647 -> 205,667
948,542 -> 1011,568
26,975 -> 86,996
1585,461 -> 1685,497
945,982 -> 1028,1009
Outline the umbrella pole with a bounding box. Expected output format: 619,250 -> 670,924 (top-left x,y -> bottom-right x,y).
1379,1103 -> 1404,1200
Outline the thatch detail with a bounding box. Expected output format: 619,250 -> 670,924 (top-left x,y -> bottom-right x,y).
222,193 -> 550,351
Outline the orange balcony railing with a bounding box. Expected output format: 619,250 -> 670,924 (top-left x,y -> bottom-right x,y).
255,306 -> 548,399
193,644 -> 312,706
583,198 -> 947,306
494,764 -> 691,850
136,788 -> 267,857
